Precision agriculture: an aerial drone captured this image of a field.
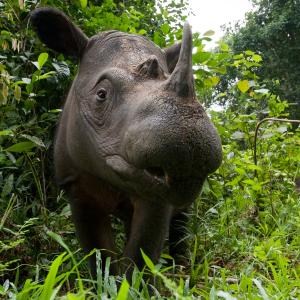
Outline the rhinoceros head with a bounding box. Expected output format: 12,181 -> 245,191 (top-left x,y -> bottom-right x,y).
31,7 -> 222,208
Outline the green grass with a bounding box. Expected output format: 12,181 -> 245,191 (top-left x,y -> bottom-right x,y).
1,120 -> 299,299
1,184 -> 300,299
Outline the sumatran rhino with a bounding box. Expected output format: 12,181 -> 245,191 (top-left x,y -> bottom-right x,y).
31,7 -> 222,276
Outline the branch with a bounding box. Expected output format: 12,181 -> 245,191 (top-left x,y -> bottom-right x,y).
253,117 -> 300,176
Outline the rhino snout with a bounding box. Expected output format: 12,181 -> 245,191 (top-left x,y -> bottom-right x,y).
118,109 -> 222,206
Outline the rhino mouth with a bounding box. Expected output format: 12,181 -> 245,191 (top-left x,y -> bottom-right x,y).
106,155 -> 169,187
145,167 -> 167,184
105,155 -> 200,207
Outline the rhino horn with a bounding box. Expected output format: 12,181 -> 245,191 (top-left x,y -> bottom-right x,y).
165,22 -> 195,98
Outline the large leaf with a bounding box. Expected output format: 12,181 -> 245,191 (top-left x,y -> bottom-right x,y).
37,52 -> 48,70
5,141 -> 36,153
237,80 -> 250,93
193,51 -> 211,64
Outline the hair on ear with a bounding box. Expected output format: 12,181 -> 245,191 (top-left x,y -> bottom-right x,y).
164,43 -> 181,73
30,7 -> 88,58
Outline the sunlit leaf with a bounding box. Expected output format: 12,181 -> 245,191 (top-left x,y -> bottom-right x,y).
116,279 -> 130,300
252,54 -> 262,62
245,50 -> 254,56
210,76 -> 220,86
203,30 -> 215,36
193,51 -> 211,64
0,130 -> 13,136
141,249 -> 155,271
14,85 -> 21,101
1,83 -> 8,104
80,0 -> 87,8
37,52 -> 48,70
18,0 -> 24,9
39,252 -> 66,300
237,80 -> 250,93
220,43 -> 229,52
161,23 -> 170,35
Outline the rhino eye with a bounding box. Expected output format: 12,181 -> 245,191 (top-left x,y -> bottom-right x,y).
96,88 -> 107,101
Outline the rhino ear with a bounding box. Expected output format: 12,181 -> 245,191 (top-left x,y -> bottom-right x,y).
30,7 -> 88,58
164,43 -> 181,73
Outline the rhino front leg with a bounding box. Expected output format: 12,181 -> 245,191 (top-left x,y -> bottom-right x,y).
123,199 -> 173,275
68,184 -> 117,277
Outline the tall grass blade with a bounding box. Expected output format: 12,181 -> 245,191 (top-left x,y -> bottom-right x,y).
116,279 -> 130,300
38,252 -> 66,300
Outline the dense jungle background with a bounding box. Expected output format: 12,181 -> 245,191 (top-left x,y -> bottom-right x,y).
0,0 -> 299,299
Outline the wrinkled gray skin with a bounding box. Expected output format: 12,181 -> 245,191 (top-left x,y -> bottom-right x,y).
31,7 -> 222,277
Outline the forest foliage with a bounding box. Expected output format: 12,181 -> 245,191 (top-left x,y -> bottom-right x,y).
226,0 -> 300,121
0,0 -> 299,299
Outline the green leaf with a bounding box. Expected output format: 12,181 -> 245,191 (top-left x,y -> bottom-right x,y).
1,83 -> 8,105
80,0 -> 87,8
14,85 -> 21,101
0,130 -> 13,136
37,52 -> 48,70
47,231 -> 71,253
204,76 -> 220,88
220,42 -> 230,52
39,252 -> 66,300
36,71 -> 56,80
233,54 -> 243,59
20,134 -> 45,148
203,30 -> 215,36
5,141 -> 36,153
210,76 -> 220,86
116,279 -> 130,300
161,23 -> 170,35
237,80 -> 250,93
252,54 -> 262,62
138,29 -> 146,35
245,50 -> 254,56
141,249 -> 155,271
193,51 -> 211,64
